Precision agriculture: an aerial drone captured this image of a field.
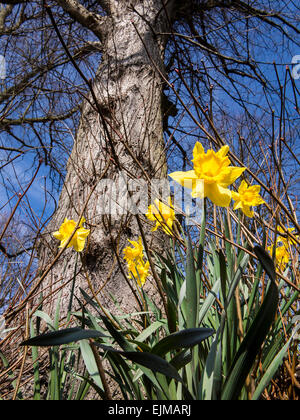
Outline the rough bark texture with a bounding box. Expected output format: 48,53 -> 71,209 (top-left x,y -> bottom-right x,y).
0,2 -> 177,400
38,1 -> 175,319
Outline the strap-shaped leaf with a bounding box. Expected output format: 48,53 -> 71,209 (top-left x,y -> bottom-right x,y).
100,315 -> 135,352
20,327 -> 106,347
185,235 -> 198,328
170,349 -> 192,371
94,343 -> 182,382
151,327 -> 215,357
221,245 -> 279,400
253,245 -> 276,282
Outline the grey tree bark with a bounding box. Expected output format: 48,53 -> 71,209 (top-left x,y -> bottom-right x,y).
38,0 -> 176,318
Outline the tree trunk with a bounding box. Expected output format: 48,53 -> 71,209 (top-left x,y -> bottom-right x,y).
38,1 -> 175,318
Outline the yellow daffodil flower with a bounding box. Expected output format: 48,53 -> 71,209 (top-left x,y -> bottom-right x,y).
123,236 -> 149,287
127,259 -> 150,287
267,243 -> 290,271
169,142 -> 246,207
232,180 -> 265,217
53,217 -> 90,252
276,226 -> 298,247
123,237 -> 144,263
146,196 -> 175,236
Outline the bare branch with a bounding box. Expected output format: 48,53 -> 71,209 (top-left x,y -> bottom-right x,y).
97,0 -> 111,14
0,41 -> 101,105
0,3 -> 13,31
0,0 -> 27,4
0,243 -> 33,259
233,0 -> 300,35
53,0 -> 108,40
0,105 -> 79,128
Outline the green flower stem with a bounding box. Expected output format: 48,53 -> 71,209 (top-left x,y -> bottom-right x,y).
67,252 -> 78,321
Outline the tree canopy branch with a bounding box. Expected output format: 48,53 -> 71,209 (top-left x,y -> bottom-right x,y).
54,0 -> 107,40
97,0 -> 111,14
0,0 -> 27,4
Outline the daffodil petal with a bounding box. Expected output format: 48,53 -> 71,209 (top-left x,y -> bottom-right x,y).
53,217 -> 90,252
233,200 -> 243,210
205,183 -> 232,207
73,237 -> 86,252
238,180 -> 248,193
169,170 -> 198,189
77,228 -> 90,238
79,217 -> 86,227
219,166 -> 246,187
193,142 -> 205,159
146,209 -> 156,221
59,238 -> 72,249
248,184 -> 261,193
256,197 -> 265,205
231,191 -> 240,201
151,224 -> 158,232
216,144 -> 229,158
53,231 -> 63,240
191,179 -> 205,198
241,204 -> 254,218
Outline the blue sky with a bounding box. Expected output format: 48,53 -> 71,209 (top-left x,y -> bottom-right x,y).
1,2 -> 299,234
0,149 -> 57,228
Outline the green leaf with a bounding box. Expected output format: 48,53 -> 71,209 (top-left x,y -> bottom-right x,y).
135,320 -> 165,343
100,315 -> 135,352
94,343 -> 182,383
226,252 -> 249,305
185,236 -> 198,329
122,352 -> 182,383
198,333 -> 219,400
170,349 -> 192,371
257,316 -> 300,398
218,249 -> 227,306
20,327 -> 106,347
253,245 -> 276,282
198,278 -> 220,325
251,338 -> 291,400
79,339 -> 104,391
74,372 -> 105,400
151,327 -> 215,357
33,310 -> 55,330
54,292 -> 62,330
196,198 -> 206,271
221,245 -> 279,400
